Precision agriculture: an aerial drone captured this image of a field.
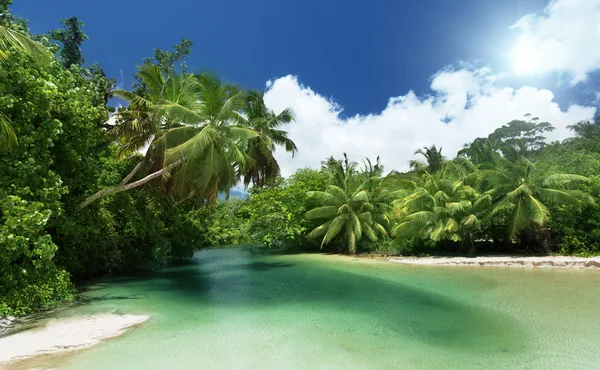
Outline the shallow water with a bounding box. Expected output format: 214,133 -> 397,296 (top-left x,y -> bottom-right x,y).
19,248 -> 600,369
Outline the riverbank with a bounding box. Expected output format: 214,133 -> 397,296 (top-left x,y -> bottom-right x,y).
388,255 -> 600,269
0,313 -> 148,367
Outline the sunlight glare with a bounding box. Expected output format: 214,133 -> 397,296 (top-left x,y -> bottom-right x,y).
512,36 -> 540,76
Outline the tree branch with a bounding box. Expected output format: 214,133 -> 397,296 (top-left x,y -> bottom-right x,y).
119,162 -> 142,187
80,159 -> 182,208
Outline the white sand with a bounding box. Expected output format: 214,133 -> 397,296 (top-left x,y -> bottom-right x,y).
0,314 -> 149,364
389,256 -> 600,269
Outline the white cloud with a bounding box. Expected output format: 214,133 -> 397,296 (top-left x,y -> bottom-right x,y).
510,0 -> 600,83
265,68 -> 595,176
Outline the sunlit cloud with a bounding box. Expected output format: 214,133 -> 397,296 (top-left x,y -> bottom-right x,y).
265,68 -> 595,176
509,0 -> 600,83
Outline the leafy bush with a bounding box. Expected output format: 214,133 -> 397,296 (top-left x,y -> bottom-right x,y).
0,196 -> 74,315
204,199 -> 251,246
242,169 -> 329,249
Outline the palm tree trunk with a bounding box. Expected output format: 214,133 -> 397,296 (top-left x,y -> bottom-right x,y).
467,239 -> 477,256
119,162 -> 142,186
79,159 -> 182,208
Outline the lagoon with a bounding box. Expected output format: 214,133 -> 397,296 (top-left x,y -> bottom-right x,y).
16,247 -> 600,369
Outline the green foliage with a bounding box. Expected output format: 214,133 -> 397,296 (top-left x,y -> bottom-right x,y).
243,169 -> 330,249
100,66 -> 297,208
204,199 -> 251,246
239,90 -> 297,188
0,18 -> 208,314
485,156 -> 593,240
306,156 -> 389,253
134,38 -> 193,90
49,17 -> 88,68
392,174 -> 490,252
547,176 -> 600,256
410,145 -> 445,174
0,196 -> 75,315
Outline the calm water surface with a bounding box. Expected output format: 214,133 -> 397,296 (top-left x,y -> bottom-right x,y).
20,248 -> 600,369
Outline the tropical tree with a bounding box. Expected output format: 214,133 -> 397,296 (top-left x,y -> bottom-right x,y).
239,90 -> 298,188
391,171 -> 490,252
321,153 -> 359,191
0,3 -> 51,150
305,155 -> 388,253
484,156 -> 594,240
409,145 -> 445,174
82,69 -> 298,207
568,116 -> 600,140
458,138 -> 498,165
81,67 -> 253,206
48,17 -> 87,68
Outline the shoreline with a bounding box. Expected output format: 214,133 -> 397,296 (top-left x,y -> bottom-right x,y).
387,255 -> 600,269
0,313 -> 148,367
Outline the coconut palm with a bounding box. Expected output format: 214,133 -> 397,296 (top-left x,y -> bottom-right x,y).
458,138 -> 498,165
391,173 -> 491,251
306,155 -> 388,253
410,145 -> 445,174
306,184 -> 388,253
239,90 -> 297,188
321,153 -> 359,192
81,67 -> 257,207
485,156 -> 594,239
82,68 -> 299,207
568,116 -> 600,140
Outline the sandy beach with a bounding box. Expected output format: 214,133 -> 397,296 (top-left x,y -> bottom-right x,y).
0,314 -> 148,367
388,255 -> 600,269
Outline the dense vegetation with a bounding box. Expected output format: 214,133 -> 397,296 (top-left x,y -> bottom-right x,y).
0,4 -> 295,315
238,117 -> 599,256
1,3 -> 599,316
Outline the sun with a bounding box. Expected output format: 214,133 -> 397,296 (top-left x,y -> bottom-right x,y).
511,36 -> 540,76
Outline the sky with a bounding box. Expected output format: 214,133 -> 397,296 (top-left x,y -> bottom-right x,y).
13,0 -> 600,176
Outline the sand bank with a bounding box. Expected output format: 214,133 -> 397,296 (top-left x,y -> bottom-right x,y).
0,314 -> 148,365
388,256 -> 600,269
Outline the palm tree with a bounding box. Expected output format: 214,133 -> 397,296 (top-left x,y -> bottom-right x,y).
163,72 -> 257,203
239,90 -> 297,188
485,156 -> 594,239
391,174 -> 491,252
81,67 -> 255,207
306,155 -> 388,253
458,138 -> 498,165
410,145 -> 445,174
568,116 -> 600,140
321,153 -> 358,192
82,69 -> 297,207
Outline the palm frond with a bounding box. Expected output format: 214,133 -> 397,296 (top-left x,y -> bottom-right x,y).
0,25 -> 51,63
542,174 -> 589,188
0,111 -> 17,151
306,206 -> 339,220
537,188 -> 595,207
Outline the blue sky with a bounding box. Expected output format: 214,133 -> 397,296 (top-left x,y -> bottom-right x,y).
16,0 -> 558,113
13,0 -> 600,174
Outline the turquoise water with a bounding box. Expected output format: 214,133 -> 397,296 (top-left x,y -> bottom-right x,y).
15,248 -> 600,369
